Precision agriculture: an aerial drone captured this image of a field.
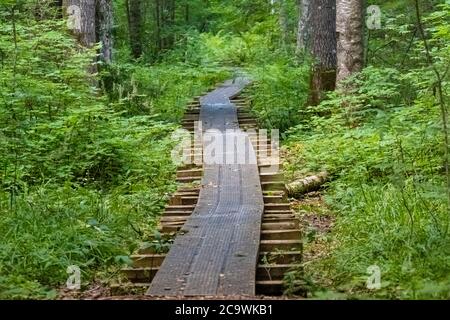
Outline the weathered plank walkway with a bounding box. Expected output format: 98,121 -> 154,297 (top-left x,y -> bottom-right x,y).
147,79 -> 265,296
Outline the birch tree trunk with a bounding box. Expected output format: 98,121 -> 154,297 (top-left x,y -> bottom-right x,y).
336,0 -> 364,88
296,0 -> 311,53
286,172 -> 329,198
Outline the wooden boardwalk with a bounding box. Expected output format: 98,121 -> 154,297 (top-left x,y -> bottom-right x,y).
147,79 -> 265,296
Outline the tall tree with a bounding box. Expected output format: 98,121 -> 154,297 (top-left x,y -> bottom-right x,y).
63,0 -> 113,75
309,0 -> 337,104
160,0 -> 176,50
296,0 -> 311,53
63,0 -> 96,48
184,0 -> 190,23
279,0 -> 289,48
126,0 -> 143,59
336,0 -> 364,88
155,0 -> 162,52
96,0 -> 114,64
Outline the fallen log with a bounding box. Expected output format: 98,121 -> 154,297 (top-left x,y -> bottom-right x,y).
286,171 -> 329,198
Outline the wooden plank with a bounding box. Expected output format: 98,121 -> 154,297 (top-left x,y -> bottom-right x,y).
148,79 -> 265,297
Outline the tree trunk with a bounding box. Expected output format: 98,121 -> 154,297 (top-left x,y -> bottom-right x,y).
296,0 -> 311,53
127,0 -> 143,59
309,0 -> 337,105
286,172 -> 329,198
200,0 -> 210,32
166,0 -> 176,48
279,0 -> 289,48
155,0 -> 162,53
63,0 -> 96,48
185,1 -> 189,23
63,0 -> 97,76
171,0 -> 176,45
336,0 -> 364,89
159,0 -> 176,50
96,0 -> 113,63
161,0 -> 167,50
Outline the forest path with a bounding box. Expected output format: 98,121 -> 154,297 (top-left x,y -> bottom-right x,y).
147,79 -> 265,296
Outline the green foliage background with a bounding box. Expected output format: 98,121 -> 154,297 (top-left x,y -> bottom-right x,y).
0,0 -> 449,299
0,1 -> 227,298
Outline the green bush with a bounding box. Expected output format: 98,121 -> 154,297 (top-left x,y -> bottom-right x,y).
284,65 -> 450,299
248,61 -> 310,133
0,6 -> 226,299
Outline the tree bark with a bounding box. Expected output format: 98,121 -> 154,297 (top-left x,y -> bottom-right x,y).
336,0 -> 364,88
63,0 -> 98,76
155,0 -> 162,53
296,0 -> 311,53
279,0 -> 289,48
127,0 -> 143,59
96,0 -> 113,63
63,0 -> 96,48
167,0 -> 176,48
286,172 -> 329,198
309,0 -> 337,105
185,1 -> 189,23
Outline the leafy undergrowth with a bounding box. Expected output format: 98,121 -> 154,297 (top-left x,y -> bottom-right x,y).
0,13 -> 228,299
245,8 -> 450,296
236,6 -> 450,300
247,61 -> 310,133
282,66 -> 450,300
2,0 -> 449,301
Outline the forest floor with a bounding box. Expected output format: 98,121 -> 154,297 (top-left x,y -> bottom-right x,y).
293,192 -> 335,266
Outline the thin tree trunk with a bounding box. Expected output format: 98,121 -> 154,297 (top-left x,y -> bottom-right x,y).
296,0 -> 311,53
201,0 -> 210,32
127,0 -> 143,59
336,0 -> 364,88
414,0 -> 450,224
96,0 -> 113,63
160,0 -> 166,50
309,0 -> 337,105
168,0 -> 176,48
155,0 -> 162,53
160,0 -> 175,50
63,0 -> 96,48
185,1 -> 189,23
63,0 -> 97,75
279,0 -> 289,48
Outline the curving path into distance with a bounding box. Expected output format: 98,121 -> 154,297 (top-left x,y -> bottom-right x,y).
147,79 -> 265,296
